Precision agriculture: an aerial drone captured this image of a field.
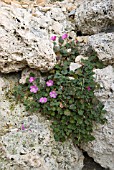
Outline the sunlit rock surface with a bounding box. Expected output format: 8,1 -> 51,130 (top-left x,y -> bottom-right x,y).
81,66 -> 114,170
88,33 -> 114,64
0,1 -> 74,73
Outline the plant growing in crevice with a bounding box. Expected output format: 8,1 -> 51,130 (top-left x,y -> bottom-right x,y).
13,34 -> 106,145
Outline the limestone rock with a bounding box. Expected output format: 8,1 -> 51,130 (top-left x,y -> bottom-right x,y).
0,2 -> 74,73
81,66 -> 114,170
88,33 -> 114,64
75,55 -> 88,64
68,9 -> 76,17
75,0 -> 114,35
0,2 -> 56,73
70,62 -> 82,71
45,6 -> 74,34
0,73 -> 84,170
70,55 -> 88,71
76,36 -> 89,43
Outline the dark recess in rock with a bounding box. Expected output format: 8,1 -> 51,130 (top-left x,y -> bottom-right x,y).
82,152 -> 110,170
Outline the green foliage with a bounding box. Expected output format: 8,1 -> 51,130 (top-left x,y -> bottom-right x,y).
13,35 -> 106,145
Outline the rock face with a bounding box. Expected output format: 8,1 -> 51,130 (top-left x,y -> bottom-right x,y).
0,73 -> 84,170
0,2 -> 73,73
75,0 -> 114,35
0,2 -> 56,73
0,0 -> 114,169
81,66 -> 114,170
88,33 -> 114,64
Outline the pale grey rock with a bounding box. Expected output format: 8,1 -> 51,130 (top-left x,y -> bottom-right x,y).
0,77 -> 6,93
68,31 -> 77,39
69,77 -> 75,80
75,55 -> 88,63
81,66 -> 114,170
88,33 -> 114,64
54,0 -> 76,12
76,36 -> 89,43
68,9 -> 76,17
70,55 -> 88,72
0,1 -> 76,73
0,73 -> 84,170
94,66 -> 114,94
47,7 -> 66,21
75,0 -> 114,34
70,62 -> 82,71
45,7 -> 74,34
51,21 -> 63,34
111,83 -> 114,91
0,2 -> 56,73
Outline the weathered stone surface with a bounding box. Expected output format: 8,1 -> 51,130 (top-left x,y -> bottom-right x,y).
81,66 -> 114,170
0,73 -> 84,170
1,0 -> 48,6
75,0 -> 114,35
0,2 -> 74,73
69,55 -> 88,71
88,33 -> 114,64
75,55 -> 88,63
70,62 -> 82,71
0,2 -> 56,73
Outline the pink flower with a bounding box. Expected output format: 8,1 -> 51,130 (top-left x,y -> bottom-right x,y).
87,86 -> 91,91
49,91 -> 57,98
21,124 -> 25,130
46,80 -> 54,87
62,33 -> 68,40
30,85 -> 38,93
29,77 -> 36,83
39,97 -> 47,103
50,36 -> 56,41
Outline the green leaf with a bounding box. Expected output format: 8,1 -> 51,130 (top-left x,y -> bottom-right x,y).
59,37 -> 64,44
78,110 -> 84,115
64,109 -> 71,116
77,118 -> 83,124
52,107 -> 56,111
70,119 -> 75,124
51,112 -> 55,116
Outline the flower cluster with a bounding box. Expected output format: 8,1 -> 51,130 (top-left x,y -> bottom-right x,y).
29,78 -> 57,104
50,33 -> 68,41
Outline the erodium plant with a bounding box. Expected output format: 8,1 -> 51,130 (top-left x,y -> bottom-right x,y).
13,34 -> 106,144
